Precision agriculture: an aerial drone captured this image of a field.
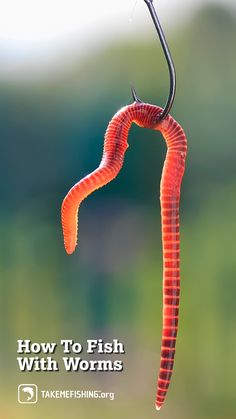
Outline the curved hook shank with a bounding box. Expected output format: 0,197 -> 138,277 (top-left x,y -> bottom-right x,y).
61,103 -> 187,409
136,0 -> 176,120
144,0 -> 176,119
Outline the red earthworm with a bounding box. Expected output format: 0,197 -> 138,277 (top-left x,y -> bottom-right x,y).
61,101 -> 187,410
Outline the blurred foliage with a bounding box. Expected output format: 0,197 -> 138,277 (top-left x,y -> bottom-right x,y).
0,4 -> 236,419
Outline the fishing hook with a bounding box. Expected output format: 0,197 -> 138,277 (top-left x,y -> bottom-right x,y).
132,0 -> 176,121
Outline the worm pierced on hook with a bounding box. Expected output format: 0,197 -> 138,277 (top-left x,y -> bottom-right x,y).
61,0 -> 187,411
61,101 -> 187,410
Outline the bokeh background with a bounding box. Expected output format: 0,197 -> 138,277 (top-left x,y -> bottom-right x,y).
1,1 -> 236,418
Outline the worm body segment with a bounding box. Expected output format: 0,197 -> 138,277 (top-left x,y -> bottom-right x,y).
61,102 -> 187,410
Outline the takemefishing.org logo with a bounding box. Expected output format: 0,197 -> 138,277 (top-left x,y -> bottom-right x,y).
18,384 -> 38,404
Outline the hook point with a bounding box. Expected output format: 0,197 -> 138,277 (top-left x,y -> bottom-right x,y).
131,85 -> 142,103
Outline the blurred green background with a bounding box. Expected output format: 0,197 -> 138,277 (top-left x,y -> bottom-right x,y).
1,3 -> 236,418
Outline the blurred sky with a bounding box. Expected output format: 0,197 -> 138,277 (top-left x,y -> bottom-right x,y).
0,0 -> 235,78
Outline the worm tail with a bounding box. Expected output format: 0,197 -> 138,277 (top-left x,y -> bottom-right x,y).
61,107 -> 133,254
61,165 -> 116,254
156,117 -> 187,410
